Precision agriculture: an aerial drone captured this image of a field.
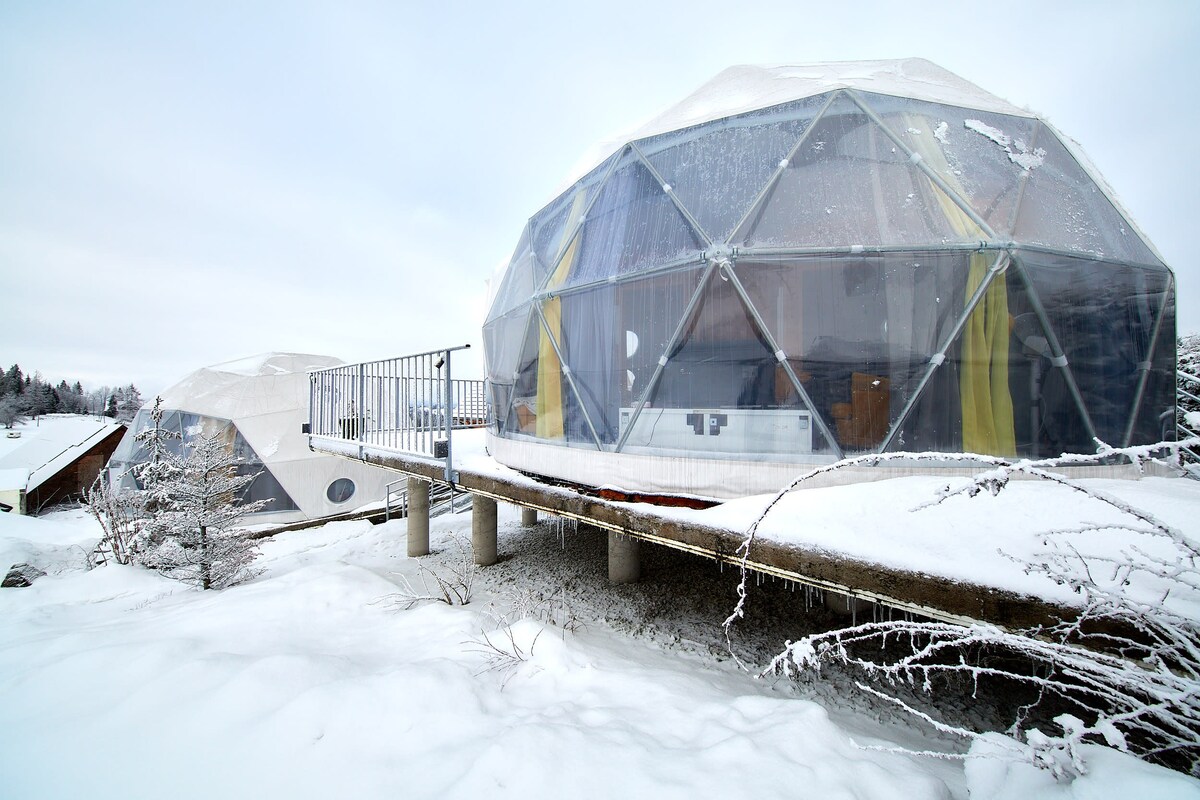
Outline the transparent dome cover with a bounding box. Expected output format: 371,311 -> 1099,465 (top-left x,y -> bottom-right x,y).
482,62 -> 1175,494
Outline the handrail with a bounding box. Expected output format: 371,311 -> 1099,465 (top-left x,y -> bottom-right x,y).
308,346 -> 485,483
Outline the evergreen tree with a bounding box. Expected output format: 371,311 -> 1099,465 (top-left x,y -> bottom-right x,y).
115,384 -> 143,424
141,430 -> 266,589
133,397 -> 183,522
28,376 -> 58,417
3,364 -> 23,396
126,404 -> 266,590
105,395 -> 118,418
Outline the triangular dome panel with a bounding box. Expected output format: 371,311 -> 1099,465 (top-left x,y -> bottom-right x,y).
1015,251 -> 1169,449
641,94 -> 829,244
528,150 -> 618,283
483,306 -> 533,387
861,93 -> 1040,239
1128,284 -> 1177,446
738,93 -> 987,249
560,153 -> 705,291
735,254 -> 968,454
627,266 -> 834,456
498,311 -> 546,438
1013,127 -> 1161,266
486,227 -> 535,323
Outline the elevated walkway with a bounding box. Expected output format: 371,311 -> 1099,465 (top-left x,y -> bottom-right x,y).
309,428 -> 1100,630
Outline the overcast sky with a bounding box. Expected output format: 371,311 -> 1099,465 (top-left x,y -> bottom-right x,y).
2,0 -> 1197,397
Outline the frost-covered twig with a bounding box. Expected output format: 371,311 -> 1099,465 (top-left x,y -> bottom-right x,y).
465,623 -> 544,687
83,474 -> 139,567
724,441 -> 1196,642
488,585 -> 581,634
748,441 -> 1200,778
381,539 -> 476,609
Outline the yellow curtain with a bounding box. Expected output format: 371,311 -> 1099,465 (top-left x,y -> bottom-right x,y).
535,192 -> 587,439
959,256 -> 1015,455
904,115 -> 1015,455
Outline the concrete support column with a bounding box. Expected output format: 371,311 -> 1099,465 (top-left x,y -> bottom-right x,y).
608,531 -> 641,584
472,494 -> 498,566
521,507 -> 538,526
407,478 -> 429,557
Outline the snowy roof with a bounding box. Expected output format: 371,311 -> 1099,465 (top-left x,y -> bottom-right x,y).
0,468 -> 30,492
0,415 -> 124,491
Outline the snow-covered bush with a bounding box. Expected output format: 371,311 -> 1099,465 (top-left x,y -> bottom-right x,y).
732,442 -> 1200,779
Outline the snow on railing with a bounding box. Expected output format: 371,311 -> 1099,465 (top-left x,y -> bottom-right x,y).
307,345 -> 484,482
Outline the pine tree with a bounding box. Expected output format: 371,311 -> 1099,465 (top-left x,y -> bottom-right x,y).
115,384 -> 143,424
128,396 -> 183,560
139,428 -> 267,589
3,364 -> 23,396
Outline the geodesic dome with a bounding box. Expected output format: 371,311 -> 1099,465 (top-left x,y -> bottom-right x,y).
482,60 -> 1176,499
107,353 -> 394,522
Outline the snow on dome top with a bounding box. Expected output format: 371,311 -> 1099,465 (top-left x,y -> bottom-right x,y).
206,353 -> 344,378
634,59 -> 1029,143
153,353 -> 346,421
560,59 -> 1031,193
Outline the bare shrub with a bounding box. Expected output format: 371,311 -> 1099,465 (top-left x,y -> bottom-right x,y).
82,475 -> 138,567
734,441 -> 1200,779
382,539 -> 476,609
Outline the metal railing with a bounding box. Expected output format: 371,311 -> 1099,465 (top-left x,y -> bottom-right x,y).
384,479 -> 408,521
382,477 -> 472,523
308,345 -> 485,482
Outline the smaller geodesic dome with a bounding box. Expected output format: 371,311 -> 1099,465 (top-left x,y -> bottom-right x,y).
482,59 -> 1176,499
107,353 -> 393,523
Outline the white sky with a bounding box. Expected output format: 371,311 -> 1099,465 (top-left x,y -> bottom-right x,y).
2,0 -> 1197,397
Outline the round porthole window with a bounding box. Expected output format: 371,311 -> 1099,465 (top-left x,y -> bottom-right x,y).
326,478 -> 356,504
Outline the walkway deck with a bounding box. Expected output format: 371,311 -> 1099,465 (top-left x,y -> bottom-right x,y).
306,430 -> 1118,631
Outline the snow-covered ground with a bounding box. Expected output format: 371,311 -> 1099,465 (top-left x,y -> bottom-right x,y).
2,500 -> 1198,798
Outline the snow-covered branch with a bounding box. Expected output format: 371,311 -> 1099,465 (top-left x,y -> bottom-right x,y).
740,441 -> 1200,779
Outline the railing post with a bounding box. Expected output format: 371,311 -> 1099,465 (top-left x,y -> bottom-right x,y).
308,374 -> 315,436
443,348 -> 455,483
357,363 -> 366,460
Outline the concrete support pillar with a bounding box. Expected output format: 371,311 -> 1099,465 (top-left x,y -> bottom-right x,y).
608,531 -> 641,584
407,478 -> 429,557
521,507 -> 538,526
472,494 -> 498,566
